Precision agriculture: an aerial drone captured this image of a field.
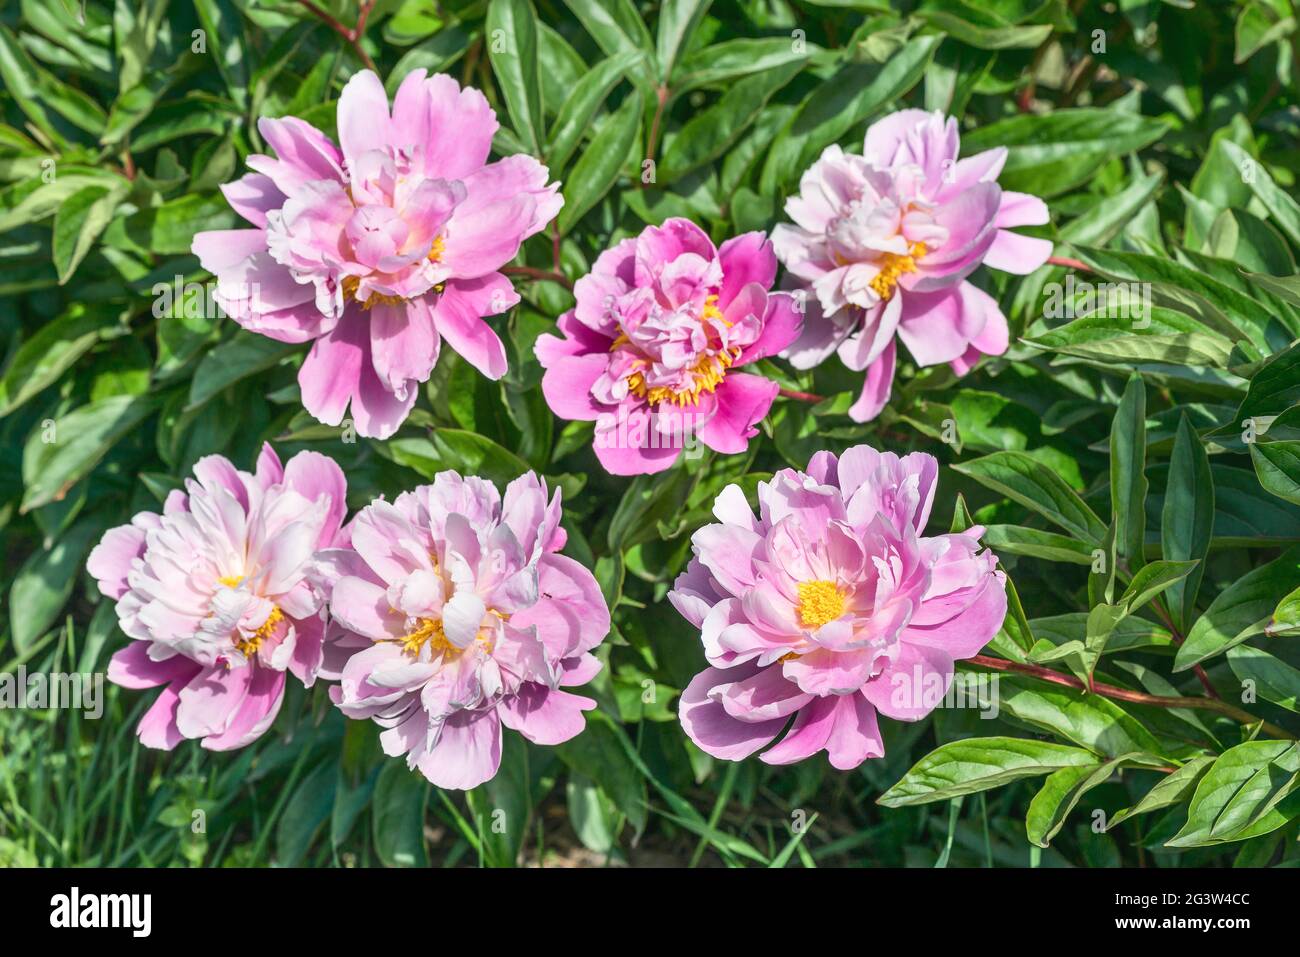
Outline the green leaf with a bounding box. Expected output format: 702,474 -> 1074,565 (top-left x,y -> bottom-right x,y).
1227,644 -> 1300,713
561,0 -> 655,87
981,524 -> 1097,564
555,713 -> 648,837
656,0 -> 712,81
1107,756 -> 1215,828
275,761 -> 337,867
371,761 -> 429,867
21,394 -> 160,512
659,59 -> 801,182
1176,546 -> 1300,671
952,451 -> 1108,545
918,6 -> 1053,50
1272,584 -> 1300,636
389,430 -> 532,488
557,93 -> 640,233
1119,560 -> 1198,614
878,737 -> 1099,808
9,519 -> 100,653
1234,342 -> 1300,424
997,678 -> 1165,758
1026,756 -> 1132,848
486,0 -> 544,155
1235,1 -> 1297,63
1167,741 -> 1300,847
1071,245 -> 1278,347
1250,440 -> 1300,505
760,36 -> 939,193
1111,375 -> 1148,569
466,733 -> 531,866
547,50 -> 644,172
607,466 -> 696,550
1220,141 -> 1300,249
0,305 -> 108,417
52,184 -> 119,284
192,0 -> 249,105
1160,415 -> 1213,632
961,109 -> 1169,198
187,332 -> 296,410
673,37 -> 813,93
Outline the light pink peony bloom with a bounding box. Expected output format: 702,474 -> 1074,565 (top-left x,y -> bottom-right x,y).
534,218 -> 802,475
87,445 -> 348,751
192,69 -> 562,439
317,471 -> 609,789
667,444 -> 1006,770
773,110 -> 1052,422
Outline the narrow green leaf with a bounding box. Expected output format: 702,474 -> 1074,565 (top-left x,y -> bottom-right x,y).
1161,415 -> 1214,631
1111,374 -> 1148,569
547,50 -> 644,172
1176,546 -> 1300,670
557,94 -> 640,233
952,451 -> 1108,545
486,0 -> 544,155
878,737 -> 1098,808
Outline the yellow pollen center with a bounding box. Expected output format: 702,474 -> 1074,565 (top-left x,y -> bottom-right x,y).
616,295 -> 740,407
218,575 -> 243,587
235,606 -> 283,658
868,242 -> 927,301
395,615 -> 498,658
340,235 -> 446,309
797,580 -> 845,629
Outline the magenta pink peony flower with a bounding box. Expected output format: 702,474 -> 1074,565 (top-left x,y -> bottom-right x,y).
87,445 -> 348,750
534,218 -> 802,475
667,444 -> 1006,769
316,471 -> 610,789
192,69 -> 562,439
772,110 -> 1052,422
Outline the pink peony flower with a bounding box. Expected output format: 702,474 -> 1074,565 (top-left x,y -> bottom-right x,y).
667,444 -> 1006,769
773,109 -> 1052,422
87,445 -> 348,750
192,69 -> 562,439
534,218 -> 802,475
316,471 -> 610,789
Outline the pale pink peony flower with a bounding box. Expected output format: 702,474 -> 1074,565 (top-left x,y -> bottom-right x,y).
773,110 -> 1052,422
192,69 -> 562,439
534,218 -> 802,475
668,444 -> 1006,769
316,471 -> 609,789
87,445 -> 348,750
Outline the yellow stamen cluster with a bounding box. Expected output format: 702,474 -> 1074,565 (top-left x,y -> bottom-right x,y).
868,242 -> 927,301
797,580 -> 845,630
235,606 -> 283,658
618,295 -> 739,408
340,235 -> 447,309
396,616 -> 496,658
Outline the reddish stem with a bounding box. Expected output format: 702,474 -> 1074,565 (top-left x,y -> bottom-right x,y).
778,387 -> 825,404
1047,255 -> 1091,272
967,655 -> 1293,740
295,0 -> 377,72
641,85 -> 669,188
1150,598 -> 1220,699
502,266 -> 573,290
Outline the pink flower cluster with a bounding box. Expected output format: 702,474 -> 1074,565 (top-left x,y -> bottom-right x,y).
90,446 -> 608,788
535,219 -> 801,475
773,110 -> 1052,421
668,445 -> 1006,769
193,70 -> 561,439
